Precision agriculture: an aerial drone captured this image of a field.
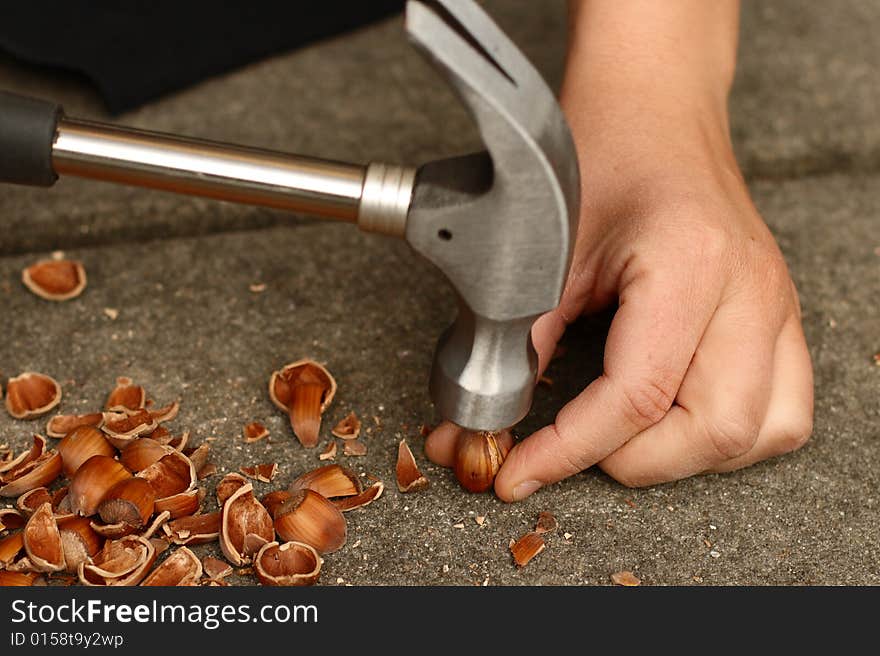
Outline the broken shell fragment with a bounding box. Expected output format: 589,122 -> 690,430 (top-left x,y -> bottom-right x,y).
78,535 -> 156,586
119,437 -> 168,472
535,511 -> 558,535
332,481 -> 384,512
102,410 -> 159,448
16,487 -> 52,515
243,422 -> 269,443
0,434 -> 48,476
453,429 -> 514,494
510,531 -> 545,568
163,512 -> 221,546
68,455 -> 133,516
318,440 -> 337,461
203,556 -> 233,580
58,426 -> 116,477
22,258 -> 86,301
0,508 -> 26,532
343,439 -> 367,456
216,472 -> 249,506
269,359 -> 337,448
220,483 -> 274,566
289,464 -> 362,499
183,443 -> 211,475
254,541 -> 321,587
273,489 -> 347,554
136,449 -> 196,501
58,516 -> 103,573
396,439 -> 429,493
0,450 -> 62,498
610,571 -> 641,587
148,401 -> 180,424
0,570 -> 41,586
241,463 -> 278,483
88,520 -> 136,540
332,412 -> 361,440
5,372 -> 62,420
46,412 -> 104,439
105,377 -> 146,413
23,503 -> 66,573
141,547 -> 203,586
0,532 -> 24,567
97,477 -> 156,528
154,488 -> 201,519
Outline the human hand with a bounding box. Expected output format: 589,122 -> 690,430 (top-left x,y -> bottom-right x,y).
424,0 -> 814,500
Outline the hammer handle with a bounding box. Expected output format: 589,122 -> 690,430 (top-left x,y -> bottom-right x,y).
0,91 -> 415,236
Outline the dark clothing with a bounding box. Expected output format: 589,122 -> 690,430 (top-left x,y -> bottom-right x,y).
0,1 -> 405,113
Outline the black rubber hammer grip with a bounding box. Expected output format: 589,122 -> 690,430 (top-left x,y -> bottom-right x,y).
0,91 -> 62,187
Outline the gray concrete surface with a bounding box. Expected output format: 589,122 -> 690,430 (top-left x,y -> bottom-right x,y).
0,2 -> 878,585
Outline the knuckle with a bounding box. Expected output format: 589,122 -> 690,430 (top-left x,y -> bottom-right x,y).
616,375 -> 676,429
706,413 -> 761,460
774,415 -> 814,454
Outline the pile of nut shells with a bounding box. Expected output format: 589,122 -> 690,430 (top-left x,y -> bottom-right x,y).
0,372 -> 386,587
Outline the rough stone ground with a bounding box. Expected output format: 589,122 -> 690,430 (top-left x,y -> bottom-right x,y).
0,1 -> 877,585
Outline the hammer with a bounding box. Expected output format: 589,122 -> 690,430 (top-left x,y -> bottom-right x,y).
0,0 -> 579,432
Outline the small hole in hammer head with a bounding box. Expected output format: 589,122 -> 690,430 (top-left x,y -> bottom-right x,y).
438,229 -> 453,241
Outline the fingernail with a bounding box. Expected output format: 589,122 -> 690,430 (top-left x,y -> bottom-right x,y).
512,480 -> 542,501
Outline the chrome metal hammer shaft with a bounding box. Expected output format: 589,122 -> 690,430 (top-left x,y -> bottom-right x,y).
0,0 -> 580,432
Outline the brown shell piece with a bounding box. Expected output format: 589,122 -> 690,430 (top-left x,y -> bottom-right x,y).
269,359 -> 337,448
343,439 -> 367,457
154,488 -> 201,519
0,434 -> 47,476
148,401 -> 180,424
78,535 -> 156,586
396,439 -> 429,493
102,410 -> 159,448
331,412 -> 361,440
453,429 -> 514,494
141,547 -> 203,586
535,511 -> 558,535
243,422 -> 269,443
254,541 -> 321,587
68,455 -> 133,516
289,464 -> 362,499
0,508 -> 26,532
5,373 -> 62,420
16,487 -> 52,515
163,512 -> 221,546
119,438 -> 168,472
318,441 -> 337,461
610,571 -> 642,587
97,478 -> 155,528
58,426 -> 116,477
106,377 -> 146,413
0,451 -> 62,498
203,556 -> 233,580
274,489 -> 347,554
46,412 -> 104,439
0,532 -> 24,566
332,481 -> 384,513
220,483 -> 275,566
23,503 -> 66,573
22,258 -> 86,301
89,521 -> 136,540
0,570 -> 41,586
183,443 -> 211,476
240,463 -> 278,483
260,490 -> 293,518
58,516 -> 103,573
510,531 -> 545,568
136,450 -> 196,501
216,473 -> 249,506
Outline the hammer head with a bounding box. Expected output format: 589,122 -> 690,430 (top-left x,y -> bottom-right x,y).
404,0 -> 580,430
